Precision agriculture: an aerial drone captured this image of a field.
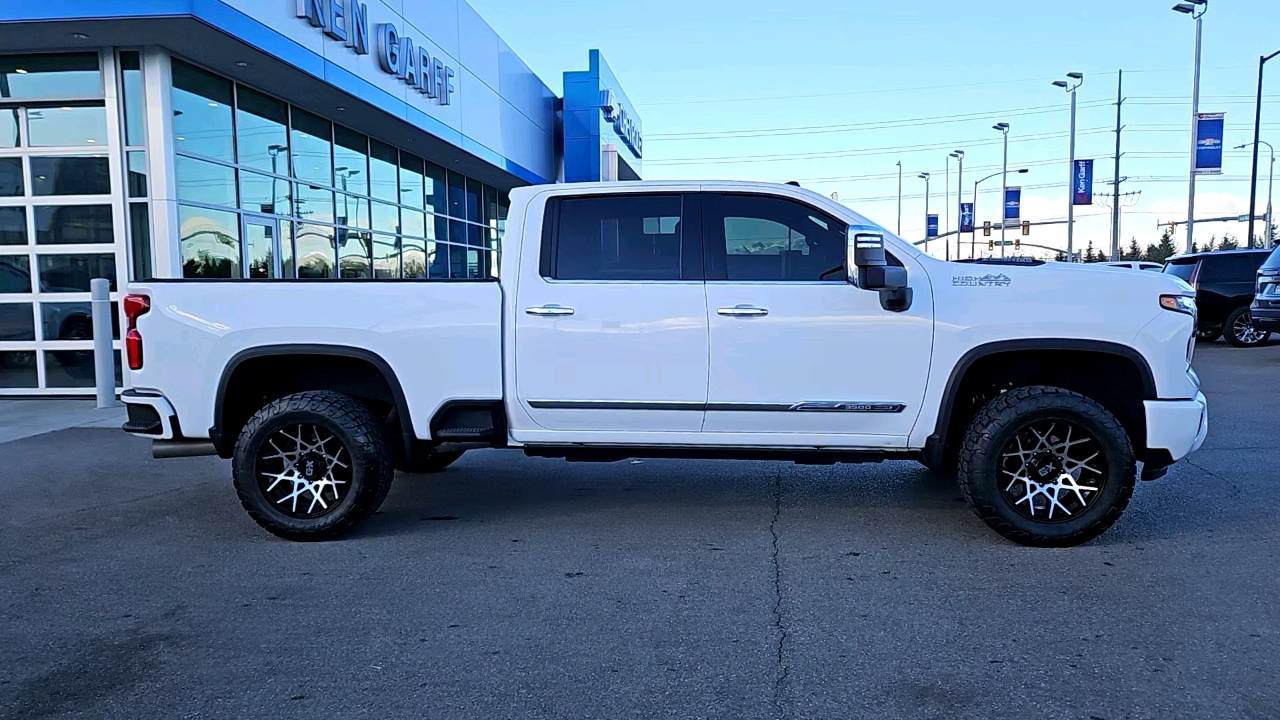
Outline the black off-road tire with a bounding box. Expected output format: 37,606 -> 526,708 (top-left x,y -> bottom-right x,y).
957,386 -> 1136,547
1224,306 -> 1271,348
233,391 -> 394,541
399,450 -> 465,475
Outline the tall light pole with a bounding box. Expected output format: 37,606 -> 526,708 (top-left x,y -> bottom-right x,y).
951,150 -> 964,262
1245,48 -> 1280,247
993,122 -> 1010,256
1173,0 -> 1208,253
918,172 -> 931,251
973,168 -> 1028,258
896,161 -> 903,235
1053,72 -> 1084,261
1239,141 -> 1276,247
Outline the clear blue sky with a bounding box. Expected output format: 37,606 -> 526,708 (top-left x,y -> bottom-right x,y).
470,0 -> 1279,256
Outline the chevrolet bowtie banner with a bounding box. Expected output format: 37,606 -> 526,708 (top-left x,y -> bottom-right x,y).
926,214 -> 939,238
1073,159 -> 1094,205
1194,112 -> 1225,176
1004,187 -> 1021,221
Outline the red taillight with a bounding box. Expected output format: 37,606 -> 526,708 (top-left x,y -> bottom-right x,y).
123,294 -> 150,370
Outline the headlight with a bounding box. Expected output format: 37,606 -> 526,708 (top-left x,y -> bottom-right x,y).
1160,294 -> 1196,316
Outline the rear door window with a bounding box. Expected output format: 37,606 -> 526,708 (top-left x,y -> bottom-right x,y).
547,194 -> 692,281
1198,254 -> 1266,283
1164,260 -> 1197,283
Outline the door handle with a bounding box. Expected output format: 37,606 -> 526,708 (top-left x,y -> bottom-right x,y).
525,304 -> 575,316
717,305 -> 769,317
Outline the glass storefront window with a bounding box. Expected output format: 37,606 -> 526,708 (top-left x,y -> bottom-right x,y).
0,54 -> 100,100
280,222 -> 295,279
465,178 -> 481,223
295,222 -> 336,278
290,108 -> 332,186
37,254 -> 116,292
26,106 -> 108,147
236,86 -> 290,175
447,171 -> 465,219
0,303 -> 35,341
425,163 -> 446,215
244,221 -> 277,279
0,158 -> 22,196
35,205 -> 113,245
369,139 -> 398,202
429,242 -> 449,279
401,209 -> 425,239
129,202 -> 152,281
431,213 -> 448,242
372,201 -> 399,235
41,301 -> 119,340
293,183 -> 334,225
336,194 -> 369,229
45,349 -> 121,388
120,52 -> 145,146
239,171 -> 290,216
171,59 -> 235,162
30,156 -> 110,196
0,208 -> 26,245
179,204 -> 240,279
483,185 -> 498,227
0,256 -> 31,293
126,151 -> 148,198
0,352 -> 38,388
1,109 -> 18,147
374,234 -> 401,278
175,155 -> 237,208
334,126 -> 369,197
338,229 -> 371,279
403,237 -> 426,279
399,153 -> 424,209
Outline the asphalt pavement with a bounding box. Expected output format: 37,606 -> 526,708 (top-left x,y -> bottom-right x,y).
2,342 -> 1278,720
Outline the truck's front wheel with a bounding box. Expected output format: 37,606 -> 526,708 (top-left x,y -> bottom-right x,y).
233,391 -> 394,541
957,386 -> 1136,547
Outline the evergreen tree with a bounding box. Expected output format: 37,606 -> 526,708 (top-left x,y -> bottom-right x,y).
1147,229 -> 1179,263
1191,239 -> 1201,254
1205,234 -> 1218,252
1054,250 -> 1069,262
1083,240 -> 1097,262
1123,237 -> 1143,260
1218,233 -> 1239,250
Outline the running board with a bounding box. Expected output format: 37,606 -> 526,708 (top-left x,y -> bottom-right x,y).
524,445 -> 916,465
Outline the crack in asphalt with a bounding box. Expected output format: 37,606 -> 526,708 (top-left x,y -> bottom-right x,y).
1184,458 -> 1243,498
770,468 -> 790,719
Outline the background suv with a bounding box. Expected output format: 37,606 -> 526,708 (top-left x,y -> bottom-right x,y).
1164,248 -> 1273,347
1250,246 -> 1280,336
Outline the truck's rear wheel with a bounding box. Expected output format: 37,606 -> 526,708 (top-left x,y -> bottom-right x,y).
233,391 -> 393,541
957,386 -> 1135,547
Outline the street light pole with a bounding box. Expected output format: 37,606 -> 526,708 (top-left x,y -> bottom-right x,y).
1173,0 -> 1208,253
896,161 -> 903,236
918,172 -> 931,251
1240,140 -> 1277,247
1246,49 -> 1280,247
973,168 -> 1028,258
951,150 -> 965,262
1054,73 -> 1084,261
994,122 -> 1010,257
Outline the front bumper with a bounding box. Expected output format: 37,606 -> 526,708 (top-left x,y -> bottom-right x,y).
1144,391 -> 1208,467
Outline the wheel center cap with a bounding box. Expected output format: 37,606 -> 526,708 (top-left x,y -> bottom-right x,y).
299,453 -> 329,481
1028,452 -> 1061,481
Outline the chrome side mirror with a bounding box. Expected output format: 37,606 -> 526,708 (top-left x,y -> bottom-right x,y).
847,227 -> 912,312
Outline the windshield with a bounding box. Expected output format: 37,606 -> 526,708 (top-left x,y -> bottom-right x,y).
1164,260 -> 1197,282
1263,246 -> 1280,271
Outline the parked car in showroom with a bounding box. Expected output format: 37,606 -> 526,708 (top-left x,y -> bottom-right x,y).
1163,248 -> 1273,347
1250,245 -> 1280,335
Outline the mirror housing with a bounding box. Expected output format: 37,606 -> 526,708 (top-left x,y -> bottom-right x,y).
847,227 -> 912,312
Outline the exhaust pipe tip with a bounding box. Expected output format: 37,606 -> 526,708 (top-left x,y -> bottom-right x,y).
152,439 -> 218,459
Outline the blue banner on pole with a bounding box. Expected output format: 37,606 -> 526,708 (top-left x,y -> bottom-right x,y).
959,203 -> 974,233
1194,113 -> 1225,175
1073,159 -> 1094,205
1004,187 -> 1021,220
926,214 -> 939,238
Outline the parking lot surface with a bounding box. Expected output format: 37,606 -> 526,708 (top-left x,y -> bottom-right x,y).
2,342 -> 1278,720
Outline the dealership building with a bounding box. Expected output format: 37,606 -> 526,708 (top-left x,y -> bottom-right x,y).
0,0 -> 643,394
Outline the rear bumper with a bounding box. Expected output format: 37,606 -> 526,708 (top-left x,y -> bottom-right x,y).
120,389 -> 178,440
1249,301 -> 1280,331
1144,392 -> 1208,466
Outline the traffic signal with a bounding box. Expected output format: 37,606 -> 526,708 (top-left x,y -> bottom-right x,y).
1168,222 -> 1177,236
1014,237 -> 1021,250
1021,220 -> 1031,236
983,220 -> 992,237
988,238 -> 995,250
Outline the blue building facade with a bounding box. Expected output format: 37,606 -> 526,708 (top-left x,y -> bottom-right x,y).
0,0 -> 642,394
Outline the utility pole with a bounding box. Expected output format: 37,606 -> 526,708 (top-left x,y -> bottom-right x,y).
1246,49 -> 1280,247
945,155 -> 952,255
951,150 -> 965,262
994,122 -> 1010,257
896,161 -> 903,236
1111,69 -> 1124,262
1174,0 -> 1209,253
1054,73 -> 1084,261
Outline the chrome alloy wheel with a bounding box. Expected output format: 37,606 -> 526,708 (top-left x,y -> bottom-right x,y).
998,420 -> 1107,522
255,423 -> 352,518
1232,312 -> 1268,345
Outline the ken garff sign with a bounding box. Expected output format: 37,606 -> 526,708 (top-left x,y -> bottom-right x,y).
959,202 -> 974,233
1004,187 -> 1021,220
1073,159 -> 1094,206
1194,112 -> 1225,175
600,88 -> 642,158
295,0 -> 456,106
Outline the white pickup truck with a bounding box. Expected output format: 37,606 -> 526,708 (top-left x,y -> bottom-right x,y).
120,181 -> 1207,547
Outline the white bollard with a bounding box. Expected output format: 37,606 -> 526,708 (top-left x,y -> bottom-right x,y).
90,278 -> 117,408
